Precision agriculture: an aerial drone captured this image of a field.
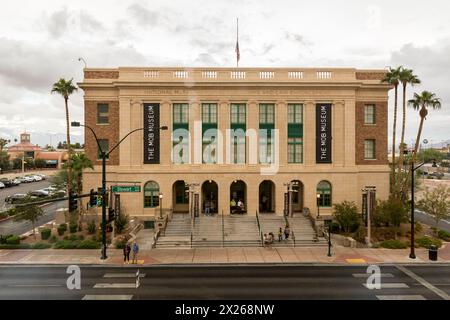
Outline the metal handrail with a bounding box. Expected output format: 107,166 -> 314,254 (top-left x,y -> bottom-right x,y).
260,231 -> 264,247
151,229 -> 161,248
190,231 -> 193,248
291,230 -> 296,247
256,210 -> 261,234
221,210 -> 225,247
284,214 -> 289,227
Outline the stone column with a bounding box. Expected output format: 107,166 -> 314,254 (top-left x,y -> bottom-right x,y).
304,100 -> 315,166
130,99 -> 143,166
333,100 -> 345,167
160,100 -> 171,166
119,98 -> 131,166
189,101 -> 201,165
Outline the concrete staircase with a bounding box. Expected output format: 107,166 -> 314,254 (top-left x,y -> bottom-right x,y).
287,214 -> 328,246
259,214 -> 294,247
155,214 -> 191,248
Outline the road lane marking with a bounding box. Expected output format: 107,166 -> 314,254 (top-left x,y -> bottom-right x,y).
8,284 -> 63,287
396,265 -> 450,300
363,283 -> 409,289
82,295 -> 133,300
103,273 -> 146,278
94,283 -> 137,288
352,273 -> 394,278
377,295 -> 426,300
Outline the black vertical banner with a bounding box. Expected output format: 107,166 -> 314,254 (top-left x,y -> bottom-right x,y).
143,103 -> 160,164
316,103 -> 332,163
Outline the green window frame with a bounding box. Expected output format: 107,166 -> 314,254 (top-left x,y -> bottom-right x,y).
173,103 -> 189,164
144,181 -> 159,208
259,104 -> 274,124
288,137 -> 303,163
97,139 -> 109,160
317,181 -> 332,207
231,103 -> 246,124
97,103 -> 109,124
230,104 -> 246,164
202,103 -> 217,124
364,139 -> 376,159
364,105 -> 376,124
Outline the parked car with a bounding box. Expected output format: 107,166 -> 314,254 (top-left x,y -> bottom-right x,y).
5,194 -> 27,204
11,178 -> 21,185
35,174 -> 47,180
0,182 -> 5,189
22,176 -> 34,183
31,175 -> 43,182
429,172 -> 444,179
29,190 -> 49,197
0,178 -> 14,188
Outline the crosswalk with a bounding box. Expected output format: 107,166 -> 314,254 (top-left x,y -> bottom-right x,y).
352,268 -> 426,300
82,270 -> 144,300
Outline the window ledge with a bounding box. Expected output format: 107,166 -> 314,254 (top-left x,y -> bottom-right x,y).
96,123 -> 110,126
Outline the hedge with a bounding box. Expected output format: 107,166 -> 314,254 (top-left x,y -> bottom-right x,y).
437,230 -> 450,242
57,226 -> 66,236
0,244 -> 31,249
69,223 -> 77,234
415,237 -> 443,249
6,235 -> 20,245
54,240 -> 101,249
379,239 -> 408,249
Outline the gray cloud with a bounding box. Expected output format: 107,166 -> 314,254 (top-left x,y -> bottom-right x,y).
79,11 -> 104,33
46,7 -> 70,38
127,3 -> 161,27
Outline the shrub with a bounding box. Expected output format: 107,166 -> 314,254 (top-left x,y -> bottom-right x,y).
0,212 -> 7,220
333,201 -> 360,233
437,230 -> 450,242
115,240 -> 127,249
53,240 -> 78,249
59,223 -> 67,231
414,221 -> 423,234
57,226 -> 66,236
78,222 -> 83,232
0,234 -> 14,244
0,244 -> 31,249
373,198 -> 408,228
53,240 -> 101,249
48,235 -> 58,243
6,235 -> 20,245
78,235 -> 84,241
69,223 -> 77,233
415,236 -> 443,249
330,222 -> 340,233
68,234 -> 78,241
87,220 -> 96,234
31,243 -> 52,249
114,214 -> 130,234
76,240 -> 101,249
379,239 -> 408,249
40,228 -> 51,240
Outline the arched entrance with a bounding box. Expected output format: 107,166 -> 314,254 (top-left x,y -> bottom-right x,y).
290,180 -> 304,212
172,180 -> 189,213
259,180 -> 275,213
230,180 -> 247,214
201,180 -> 218,215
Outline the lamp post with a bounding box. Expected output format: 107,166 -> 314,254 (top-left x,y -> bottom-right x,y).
71,121 -> 167,260
409,159 -> 437,259
361,186 -> 376,247
159,193 -> 163,219
316,193 -> 321,218
325,219 -> 332,257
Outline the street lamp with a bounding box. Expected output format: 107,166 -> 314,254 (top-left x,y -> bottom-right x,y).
409,158 -> 437,259
159,193 -> 163,219
71,121 -> 167,260
325,218 -> 332,257
316,193 -> 321,218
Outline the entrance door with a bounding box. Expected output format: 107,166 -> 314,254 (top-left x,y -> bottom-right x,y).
230,180 -> 247,214
291,180 -> 304,212
201,180 -> 218,214
172,180 -> 189,213
259,180 -> 275,213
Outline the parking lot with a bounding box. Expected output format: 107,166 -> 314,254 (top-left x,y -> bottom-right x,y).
0,179 -> 52,210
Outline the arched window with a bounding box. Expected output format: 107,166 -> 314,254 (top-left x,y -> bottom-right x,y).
316,181 -> 332,207
144,181 -> 159,208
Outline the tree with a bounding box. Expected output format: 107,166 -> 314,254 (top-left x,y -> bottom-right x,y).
416,148 -> 445,164
397,67 -> 421,193
332,201 -> 360,233
417,185 -> 450,229
373,198 -> 408,239
64,153 -> 93,213
51,78 -> 78,213
0,138 -> 9,152
408,91 -> 442,164
382,66 -> 402,194
14,202 -> 45,240
114,213 -> 130,234
0,151 -> 11,172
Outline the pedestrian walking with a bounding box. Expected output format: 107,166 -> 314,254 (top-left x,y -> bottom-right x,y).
278,227 -> 283,242
284,225 -> 290,240
132,242 -> 139,264
123,243 -> 131,264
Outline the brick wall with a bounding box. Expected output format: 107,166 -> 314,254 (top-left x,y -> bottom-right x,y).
355,72 -> 386,80
84,70 -> 119,79
355,101 -> 388,165
84,100 -> 120,165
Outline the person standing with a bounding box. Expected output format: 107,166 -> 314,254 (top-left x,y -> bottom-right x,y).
278,227 -> 283,242
123,243 -> 131,264
284,225 -> 290,240
132,242 -> 139,264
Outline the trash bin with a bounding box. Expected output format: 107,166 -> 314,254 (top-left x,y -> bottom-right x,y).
429,245 -> 438,261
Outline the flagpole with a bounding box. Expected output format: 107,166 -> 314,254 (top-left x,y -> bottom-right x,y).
236,18 -> 239,68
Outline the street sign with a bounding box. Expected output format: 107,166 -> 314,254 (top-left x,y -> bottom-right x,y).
111,185 -> 141,193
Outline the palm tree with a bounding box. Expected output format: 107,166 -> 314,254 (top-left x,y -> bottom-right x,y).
408,91 -> 442,164
51,78 -> 78,212
382,66 -> 401,193
397,67 -> 420,190
70,153 -> 94,211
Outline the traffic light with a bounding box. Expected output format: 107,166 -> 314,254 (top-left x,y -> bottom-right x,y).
69,192 -> 78,212
89,189 -> 97,207
108,207 -> 115,222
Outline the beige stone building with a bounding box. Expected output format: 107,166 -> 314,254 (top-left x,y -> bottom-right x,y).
78,67 -> 391,226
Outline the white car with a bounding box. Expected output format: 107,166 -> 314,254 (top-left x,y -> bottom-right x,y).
31,175 -> 43,181
12,178 -> 21,185
0,182 -> 5,189
22,176 -> 34,183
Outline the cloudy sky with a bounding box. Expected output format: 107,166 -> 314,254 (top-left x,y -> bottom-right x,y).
0,0 -> 449,149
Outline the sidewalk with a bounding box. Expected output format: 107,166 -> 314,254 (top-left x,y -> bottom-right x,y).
1,243 -> 449,265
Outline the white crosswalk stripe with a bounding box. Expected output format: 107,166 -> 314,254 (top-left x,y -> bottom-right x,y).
82,295 -> 133,300
363,283 -> 409,289
352,273 -> 394,278
376,295 -> 426,300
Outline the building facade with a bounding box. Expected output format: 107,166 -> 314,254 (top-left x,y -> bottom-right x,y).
79,67 -> 391,224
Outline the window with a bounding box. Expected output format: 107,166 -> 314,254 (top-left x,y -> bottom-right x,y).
231,104 -> 246,164
317,181 -> 332,207
364,139 -> 376,159
259,104 -> 274,124
144,181 -> 159,208
173,103 -> 189,164
202,103 -> 217,124
288,137 -> 303,163
97,139 -> 109,160
364,104 -> 376,124
231,103 -> 246,124
173,103 -> 189,124
288,104 -> 303,124
97,104 -> 109,124
287,104 -> 303,163
202,103 -> 218,164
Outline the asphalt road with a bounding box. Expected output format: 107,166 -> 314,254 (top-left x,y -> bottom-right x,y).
415,210 -> 450,232
0,264 -> 448,300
